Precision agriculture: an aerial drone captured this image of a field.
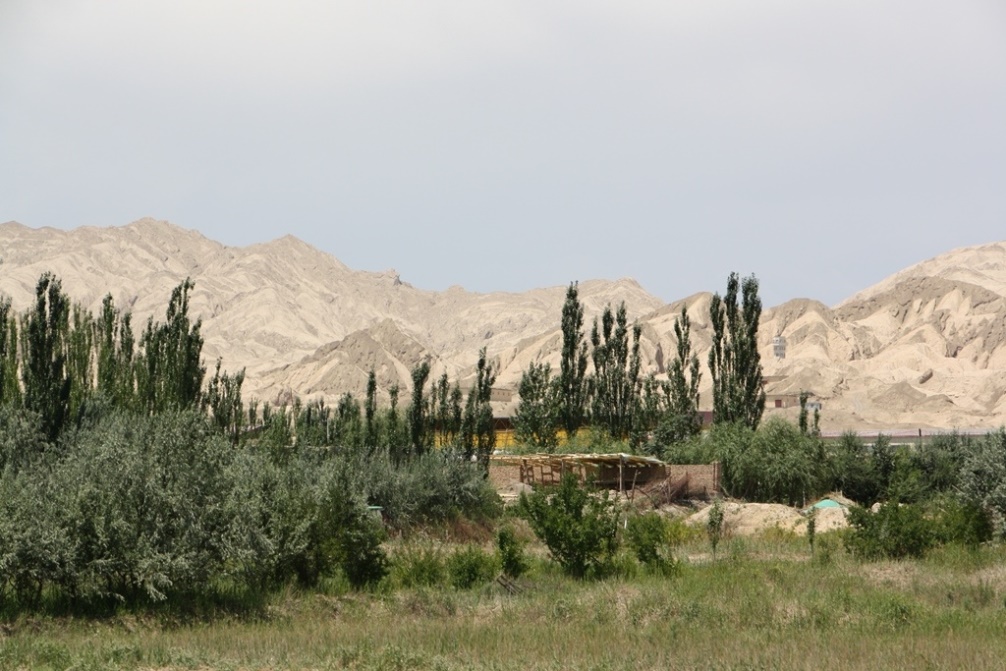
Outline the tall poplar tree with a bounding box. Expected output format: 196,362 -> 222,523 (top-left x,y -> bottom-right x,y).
513,361 -> 559,450
95,294 -> 136,408
408,361 -> 431,456
589,302 -> 642,440
708,273 -> 765,430
559,282 -> 589,438
0,297 -> 19,407
364,368 -> 378,448
136,278 -> 205,413
663,305 -> 702,441
462,347 -> 496,474
21,272 -> 71,442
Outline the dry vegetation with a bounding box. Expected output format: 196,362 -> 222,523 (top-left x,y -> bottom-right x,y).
5,532 -> 1006,671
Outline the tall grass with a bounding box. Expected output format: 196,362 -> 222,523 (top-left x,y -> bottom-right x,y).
7,536 -> 1006,670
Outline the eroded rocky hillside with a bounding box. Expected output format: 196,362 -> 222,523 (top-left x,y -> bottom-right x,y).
2,219 -> 1004,430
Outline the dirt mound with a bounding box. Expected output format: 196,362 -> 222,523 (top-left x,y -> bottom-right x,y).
686,500 -> 852,537
813,506 -> 850,533
687,502 -> 806,536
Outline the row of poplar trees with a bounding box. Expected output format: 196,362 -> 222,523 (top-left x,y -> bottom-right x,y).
0,273 -> 241,444
0,272 -> 500,473
512,272 -> 766,451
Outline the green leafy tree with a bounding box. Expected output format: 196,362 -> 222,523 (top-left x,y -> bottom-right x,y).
721,417 -> 822,506
958,428 -> 1006,531
828,431 -> 883,506
845,503 -> 937,560
334,393 -> 362,447
798,391 -> 810,435
136,278 -> 205,413
384,384 -> 406,458
513,361 -> 560,450
431,372 -> 463,448
205,358 -> 245,444
589,303 -> 642,440
661,305 -> 702,443
95,295 -> 136,409
20,272 -> 71,442
559,282 -> 589,438
294,398 -> 330,447
518,473 -> 619,578
364,368 -> 378,448
65,305 -> 94,425
0,297 -> 19,407
408,361 -> 432,456
462,348 -> 496,473
709,273 -> 765,430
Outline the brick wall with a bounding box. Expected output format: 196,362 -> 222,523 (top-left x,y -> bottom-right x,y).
665,463 -> 721,499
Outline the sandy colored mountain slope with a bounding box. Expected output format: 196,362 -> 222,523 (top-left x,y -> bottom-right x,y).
1,219 -> 1004,431
0,218 -> 662,403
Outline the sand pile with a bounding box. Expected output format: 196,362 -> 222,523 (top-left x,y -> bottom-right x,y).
812,506 -> 850,533
687,502 -> 806,536
685,500 -> 852,537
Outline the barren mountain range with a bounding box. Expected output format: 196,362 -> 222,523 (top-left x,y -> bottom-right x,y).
1,218 -> 1004,432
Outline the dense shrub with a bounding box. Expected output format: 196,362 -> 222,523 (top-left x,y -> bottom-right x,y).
316,483 -> 388,589
357,451 -> 501,528
827,431 -> 883,506
518,474 -> 619,579
0,469 -> 77,604
658,430 -> 717,465
221,448 -> 317,589
665,517 -> 702,547
57,411 -> 233,601
624,512 -> 679,576
391,543 -> 447,588
958,428 -> 1006,532
845,503 -> 937,560
447,545 -> 499,590
497,526 -> 529,579
0,407 -> 49,472
720,418 -> 824,506
0,406 -> 500,607
930,497 -> 992,548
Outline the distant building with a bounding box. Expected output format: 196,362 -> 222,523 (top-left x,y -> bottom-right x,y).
772,335 -> 787,359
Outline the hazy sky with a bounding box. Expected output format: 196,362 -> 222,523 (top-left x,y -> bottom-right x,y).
2,1 -> 1004,307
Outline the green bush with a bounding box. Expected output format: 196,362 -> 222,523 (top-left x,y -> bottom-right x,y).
57,411 -> 233,601
827,431 -> 883,506
720,418 -> 824,506
447,545 -> 499,590
845,503 -> 937,560
707,497 -> 725,559
665,517 -> 702,547
0,406 -> 496,609
391,543 -> 447,588
958,428 -> 1006,532
0,469 -> 76,605
497,526 -> 529,579
222,448 -> 317,588
930,497 -> 992,548
358,451 -> 502,528
518,474 -> 619,579
625,512 -> 680,577
320,487 -> 389,590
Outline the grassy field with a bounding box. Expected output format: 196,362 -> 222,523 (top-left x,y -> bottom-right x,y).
4,533 -> 1006,670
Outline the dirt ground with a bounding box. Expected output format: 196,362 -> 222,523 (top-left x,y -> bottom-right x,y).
686,500 -> 850,536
